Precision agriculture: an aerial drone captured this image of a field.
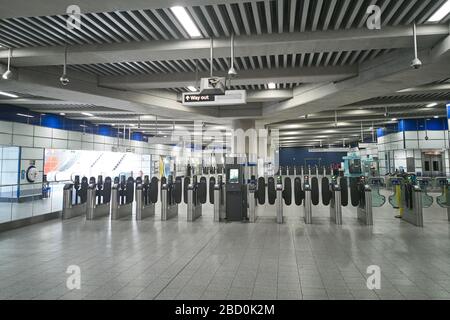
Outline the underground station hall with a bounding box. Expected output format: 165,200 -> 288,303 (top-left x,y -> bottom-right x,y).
1,0 -> 450,313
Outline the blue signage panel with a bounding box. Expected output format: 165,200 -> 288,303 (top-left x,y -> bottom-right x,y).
447,103 -> 450,129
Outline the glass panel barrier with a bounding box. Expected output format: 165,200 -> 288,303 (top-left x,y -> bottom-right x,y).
0,186 -> 13,223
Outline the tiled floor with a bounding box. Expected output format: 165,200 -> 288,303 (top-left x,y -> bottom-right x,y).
0,188 -> 449,300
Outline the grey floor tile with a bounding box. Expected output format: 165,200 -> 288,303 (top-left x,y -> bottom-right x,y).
1,197 -> 450,302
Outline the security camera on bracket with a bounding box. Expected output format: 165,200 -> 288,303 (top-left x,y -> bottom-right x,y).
411,23 -> 422,70
60,46 -> 70,86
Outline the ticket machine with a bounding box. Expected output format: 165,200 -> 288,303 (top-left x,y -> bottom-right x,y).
225,162 -> 247,222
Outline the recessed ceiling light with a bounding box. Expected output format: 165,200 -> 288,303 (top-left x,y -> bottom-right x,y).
0,91 -> 18,98
268,82 -> 277,90
434,116 -> 440,119
16,113 -> 34,118
59,112 -> 66,116
170,6 -> 202,38
187,86 -> 197,92
81,112 -> 94,117
426,103 -> 438,108
391,118 -> 398,122
428,0 -> 450,22
80,124 -> 88,128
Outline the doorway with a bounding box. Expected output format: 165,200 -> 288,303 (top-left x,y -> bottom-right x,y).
422,151 -> 443,177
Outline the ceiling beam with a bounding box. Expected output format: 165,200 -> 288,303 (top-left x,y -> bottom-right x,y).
263,33 -> 450,124
1,25 -> 448,67
343,98 -> 450,109
0,66 -> 231,123
99,66 -> 357,90
395,83 -> 450,95
246,89 -> 293,103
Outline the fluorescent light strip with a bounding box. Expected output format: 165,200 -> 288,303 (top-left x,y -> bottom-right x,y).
187,86 -> 197,92
17,113 -> 34,118
426,103 -> 438,108
0,91 -> 18,98
81,112 -> 94,117
170,6 -> 202,38
428,0 -> 450,22
268,82 -> 276,89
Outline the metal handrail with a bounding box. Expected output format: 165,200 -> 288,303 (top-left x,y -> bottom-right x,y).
0,180 -> 72,188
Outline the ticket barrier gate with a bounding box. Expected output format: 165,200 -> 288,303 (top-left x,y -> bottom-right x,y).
211,175 -> 226,222
302,176 -> 321,224
135,176 -> 158,220
247,179 -> 257,223
387,177 -> 423,226
329,178 -> 342,225
355,179 -> 373,226
62,176 -> 88,219
435,177 -> 450,221
416,177 -> 433,208
303,176 -> 313,224
111,176 -> 134,220
86,176 -> 112,220
402,184 -> 423,227
186,176 -> 203,222
368,177 -> 386,208
276,176 -> 284,224
252,176 -> 291,224
161,176 -> 180,221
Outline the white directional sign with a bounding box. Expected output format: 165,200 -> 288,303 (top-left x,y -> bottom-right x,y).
182,90 -> 247,106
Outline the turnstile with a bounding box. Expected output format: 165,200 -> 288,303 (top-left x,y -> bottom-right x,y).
187,176 -> 202,222
212,175 -> 226,222
247,180 -> 258,223
161,176 -> 179,221
276,176 -> 284,224
402,185 -> 423,227
111,176 -> 134,220
135,176 -> 157,220
329,180 -> 342,225
356,184 -> 373,226
416,177 -> 433,208
62,176 -> 88,219
86,176 -> 112,220
303,177 -> 312,224
435,177 -> 450,221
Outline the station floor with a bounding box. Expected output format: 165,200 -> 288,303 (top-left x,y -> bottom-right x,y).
0,190 -> 449,300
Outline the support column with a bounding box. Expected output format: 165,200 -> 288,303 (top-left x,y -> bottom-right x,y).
230,119 -> 257,179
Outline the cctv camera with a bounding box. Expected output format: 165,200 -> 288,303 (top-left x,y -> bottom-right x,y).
411,58 -> 422,70
59,74 -> 70,86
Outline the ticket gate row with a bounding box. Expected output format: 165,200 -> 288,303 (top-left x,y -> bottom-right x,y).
242,175 -> 374,226
63,174 -> 213,222
63,175 -> 157,221
385,176 -> 450,227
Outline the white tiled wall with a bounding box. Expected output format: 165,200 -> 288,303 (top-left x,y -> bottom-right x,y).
0,120 -> 173,157
378,129 -> 450,174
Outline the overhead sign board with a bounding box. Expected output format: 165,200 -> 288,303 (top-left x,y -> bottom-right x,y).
358,143 -> 377,149
308,148 -> 351,153
182,90 -> 247,107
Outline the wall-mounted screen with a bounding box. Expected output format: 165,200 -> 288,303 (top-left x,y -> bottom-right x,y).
229,169 -> 239,183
